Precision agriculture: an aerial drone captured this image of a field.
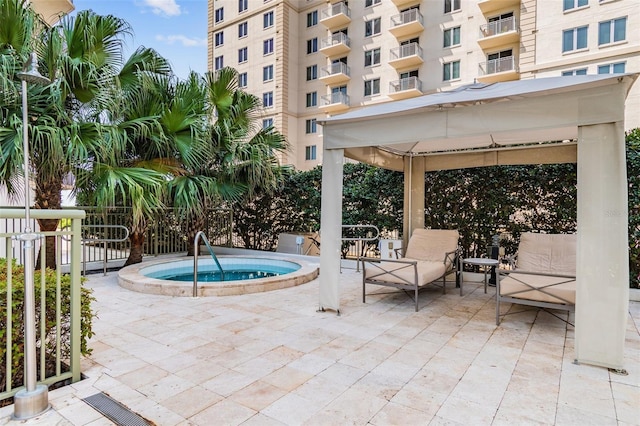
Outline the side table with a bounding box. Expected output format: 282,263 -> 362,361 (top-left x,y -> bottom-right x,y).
463,258 -> 500,294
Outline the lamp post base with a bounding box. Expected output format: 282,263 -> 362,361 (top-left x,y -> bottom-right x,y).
12,385 -> 50,420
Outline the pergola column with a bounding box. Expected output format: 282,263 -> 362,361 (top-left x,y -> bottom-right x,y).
575,122 -> 629,369
403,156 -> 425,247
318,148 -> 344,312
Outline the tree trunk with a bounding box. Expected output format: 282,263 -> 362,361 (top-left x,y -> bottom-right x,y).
34,176 -> 62,270
185,215 -> 206,256
124,230 -> 146,266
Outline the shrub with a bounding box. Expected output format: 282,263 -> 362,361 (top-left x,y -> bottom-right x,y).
0,258 -> 95,395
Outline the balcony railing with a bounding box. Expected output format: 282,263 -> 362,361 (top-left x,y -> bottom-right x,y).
320,2 -> 351,28
480,16 -> 517,37
390,42 -> 422,61
391,9 -> 423,27
390,76 -> 422,93
479,56 -> 516,75
322,62 -> 350,78
321,32 -> 351,50
322,92 -> 350,106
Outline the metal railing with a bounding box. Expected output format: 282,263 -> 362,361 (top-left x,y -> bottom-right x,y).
479,56 -> 516,75
390,9 -> 423,28
193,231 -> 224,297
480,16 -> 517,38
390,43 -> 422,61
321,2 -> 350,21
321,33 -> 351,50
322,92 -> 350,107
390,76 -> 422,93
322,62 -> 350,78
0,209 -> 84,402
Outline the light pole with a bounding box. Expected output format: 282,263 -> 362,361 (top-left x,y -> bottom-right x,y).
12,52 -> 52,420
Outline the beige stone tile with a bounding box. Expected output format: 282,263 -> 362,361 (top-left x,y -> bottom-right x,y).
339,341 -> 397,371
350,371 -> 405,401
160,386 -> 223,418
201,369 -> 256,397
232,356 -> 284,379
436,395 -> 497,425
293,376 -> 348,407
228,380 -> 287,411
137,374 -> 195,403
260,345 -> 306,366
495,389 -> 557,425
312,387 -> 388,425
316,362 -> 368,387
115,364 -> 169,389
390,384 -> 448,417
370,401 -> 434,425
173,360 -> 227,385
134,400 -> 185,426
558,374 -> 617,418
261,366 -> 314,392
610,381 -> 640,424
555,403 -> 617,426
240,413 -> 287,426
261,393 -> 317,425
54,400 -> 104,425
287,353 -> 336,375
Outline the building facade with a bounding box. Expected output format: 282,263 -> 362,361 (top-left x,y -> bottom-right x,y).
208,0 -> 639,170
29,0 -> 74,26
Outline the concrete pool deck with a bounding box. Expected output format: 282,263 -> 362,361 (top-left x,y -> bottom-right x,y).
1,263 -> 638,425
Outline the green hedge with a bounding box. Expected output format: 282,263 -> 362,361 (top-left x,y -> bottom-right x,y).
0,259 -> 95,395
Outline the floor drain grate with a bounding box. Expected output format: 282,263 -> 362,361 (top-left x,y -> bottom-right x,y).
82,392 -> 152,426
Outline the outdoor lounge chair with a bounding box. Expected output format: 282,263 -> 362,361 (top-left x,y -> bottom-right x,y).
496,232 -> 576,325
361,229 -> 460,311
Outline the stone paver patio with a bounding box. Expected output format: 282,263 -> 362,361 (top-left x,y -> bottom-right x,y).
1,260 -> 638,425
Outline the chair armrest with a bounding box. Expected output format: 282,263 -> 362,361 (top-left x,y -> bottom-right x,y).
360,257 -> 417,266
499,269 -> 575,279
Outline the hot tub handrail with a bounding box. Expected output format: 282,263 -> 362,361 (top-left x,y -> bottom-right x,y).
194,231 -> 225,297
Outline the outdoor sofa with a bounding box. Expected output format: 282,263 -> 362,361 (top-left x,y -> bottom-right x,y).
496,232 -> 576,325
360,229 -> 460,311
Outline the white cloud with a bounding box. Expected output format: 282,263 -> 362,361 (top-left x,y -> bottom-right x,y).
155,34 -> 207,47
144,0 -> 181,17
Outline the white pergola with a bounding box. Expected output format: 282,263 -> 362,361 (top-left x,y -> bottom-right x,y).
318,73 -> 638,370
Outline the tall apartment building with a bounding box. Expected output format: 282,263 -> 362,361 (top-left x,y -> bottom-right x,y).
29,0 -> 74,26
208,0 -> 639,170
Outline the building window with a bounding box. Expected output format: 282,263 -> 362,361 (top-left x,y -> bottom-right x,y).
364,48 -> 381,67
364,78 -> 380,96
365,0 -> 381,6
305,145 -> 317,161
238,0 -> 248,13
598,62 -> 625,74
238,47 -> 248,64
263,91 -> 273,107
365,18 -> 381,37
306,92 -> 317,107
598,17 -> 626,45
444,0 -> 461,13
263,65 -> 274,81
214,31 -> 224,47
307,10 -> 318,27
563,0 -> 588,11
263,118 -> 273,129
443,26 -> 461,48
562,69 -> 587,76
263,11 -> 274,29
238,22 -> 248,38
214,55 -> 223,70
443,60 -> 460,81
562,26 -> 588,52
264,38 -> 274,55
305,119 -> 317,134
238,72 -> 248,88
214,7 -> 224,23
307,38 -> 318,54
306,65 -> 317,80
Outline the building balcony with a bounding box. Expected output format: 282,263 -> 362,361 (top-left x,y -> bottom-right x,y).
320,62 -> 351,85
320,92 -> 350,113
477,0 -> 520,15
391,0 -> 420,7
388,77 -> 423,100
320,2 -> 351,29
320,33 -> 351,57
31,0 -> 74,25
478,17 -> 519,50
477,56 -> 520,83
388,43 -> 423,69
389,9 -> 424,39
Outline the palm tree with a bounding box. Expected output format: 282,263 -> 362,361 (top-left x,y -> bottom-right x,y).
170,68 -> 290,256
0,1 -> 133,268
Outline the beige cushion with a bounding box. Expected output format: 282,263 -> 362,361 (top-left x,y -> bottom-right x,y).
364,260 -> 446,286
517,232 -> 576,275
404,229 -> 459,262
500,273 -> 576,305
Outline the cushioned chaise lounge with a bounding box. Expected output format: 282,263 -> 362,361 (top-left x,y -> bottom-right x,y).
496,232 -> 576,325
361,229 -> 460,311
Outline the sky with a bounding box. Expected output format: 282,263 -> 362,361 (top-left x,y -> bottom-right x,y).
71,0 -> 208,80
